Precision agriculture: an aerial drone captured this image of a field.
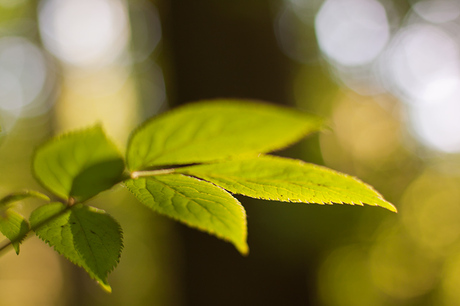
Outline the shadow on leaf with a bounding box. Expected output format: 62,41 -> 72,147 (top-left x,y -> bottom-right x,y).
70,159 -> 125,202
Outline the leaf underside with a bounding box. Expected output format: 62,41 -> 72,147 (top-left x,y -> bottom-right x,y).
0,210 -> 29,254
177,155 -> 396,212
124,174 -> 248,254
33,125 -> 125,202
0,190 -> 49,212
0,191 -> 49,254
126,99 -> 323,171
30,203 -> 123,292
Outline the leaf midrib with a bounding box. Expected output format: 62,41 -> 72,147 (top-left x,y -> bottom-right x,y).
187,172 -> 387,206
149,177 -> 240,232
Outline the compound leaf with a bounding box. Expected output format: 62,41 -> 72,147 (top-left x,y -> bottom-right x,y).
126,99 -> 322,171
124,174 -> 248,254
177,156 -> 396,212
0,210 -> 29,254
33,125 -> 125,202
30,203 -> 123,292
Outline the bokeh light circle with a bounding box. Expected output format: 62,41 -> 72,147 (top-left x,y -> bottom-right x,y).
38,0 -> 129,67
0,36 -> 47,113
315,0 -> 390,66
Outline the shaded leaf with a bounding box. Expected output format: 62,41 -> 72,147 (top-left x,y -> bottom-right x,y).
0,190 -> 48,254
0,210 -> 29,254
126,99 -> 323,171
30,203 -> 123,292
124,174 -> 248,254
177,156 -> 396,212
33,125 -> 125,202
0,190 -> 49,212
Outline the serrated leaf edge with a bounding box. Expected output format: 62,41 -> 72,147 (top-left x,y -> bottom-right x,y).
32,124 -> 125,202
0,210 -> 30,254
177,155 -> 396,212
123,175 -> 249,254
32,204 -> 123,292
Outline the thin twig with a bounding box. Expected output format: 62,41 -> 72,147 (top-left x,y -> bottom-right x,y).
130,168 -> 176,179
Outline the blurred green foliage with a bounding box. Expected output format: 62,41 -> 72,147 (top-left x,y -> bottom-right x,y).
2,0 -> 460,305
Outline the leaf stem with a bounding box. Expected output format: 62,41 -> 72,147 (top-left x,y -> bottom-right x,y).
130,168 -> 176,179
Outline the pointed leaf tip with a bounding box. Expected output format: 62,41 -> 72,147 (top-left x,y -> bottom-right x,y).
177,155 -> 396,212
124,174 -> 248,254
0,211 -> 29,254
99,282 -> 112,293
30,203 -> 123,290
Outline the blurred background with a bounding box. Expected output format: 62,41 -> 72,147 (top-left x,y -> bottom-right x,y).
1,0 -> 460,305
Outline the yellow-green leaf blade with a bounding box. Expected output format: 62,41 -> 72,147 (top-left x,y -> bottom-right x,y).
30,203 -> 123,292
126,99 -> 323,171
0,210 -> 29,254
33,125 -> 125,202
124,174 -> 248,254
177,156 -> 396,212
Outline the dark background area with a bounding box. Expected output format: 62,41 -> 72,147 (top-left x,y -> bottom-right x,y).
155,1 -> 370,305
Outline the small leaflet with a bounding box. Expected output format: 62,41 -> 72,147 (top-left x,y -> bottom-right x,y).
30,203 -> 123,292
33,125 -> 125,202
124,174 -> 249,254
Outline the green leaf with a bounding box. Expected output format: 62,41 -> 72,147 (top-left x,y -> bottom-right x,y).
0,190 -> 48,254
33,125 -> 125,202
0,190 -> 49,212
0,210 -> 29,254
30,203 -> 123,292
124,174 -> 248,254
177,156 -> 397,212
126,99 -> 323,171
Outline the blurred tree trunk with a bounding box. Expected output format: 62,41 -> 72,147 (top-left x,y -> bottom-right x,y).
154,1 -> 316,305
157,0 -> 292,106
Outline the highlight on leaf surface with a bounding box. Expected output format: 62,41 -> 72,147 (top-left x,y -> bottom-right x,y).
126,99 -> 323,171
124,174 -> 248,254
30,203 -> 123,292
177,155 -> 396,212
32,125 -> 125,202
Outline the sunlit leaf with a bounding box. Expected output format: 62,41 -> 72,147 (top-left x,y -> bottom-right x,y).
33,125 -> 125,202
30,203 -> 123,292
177,156 -> 396,212
0,210 -> 29,254
126,99 -> 323,171
124,174 -> 248,254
